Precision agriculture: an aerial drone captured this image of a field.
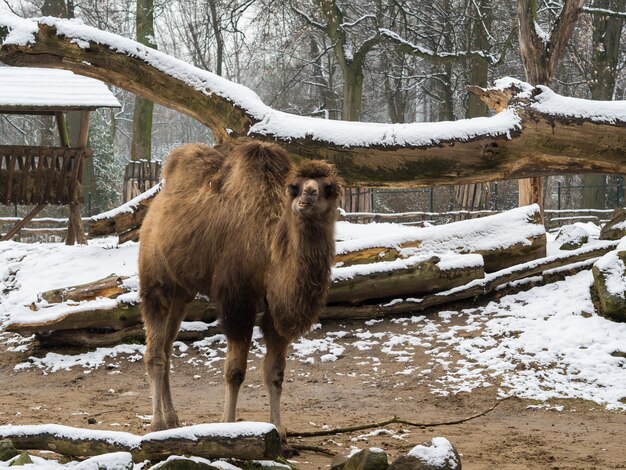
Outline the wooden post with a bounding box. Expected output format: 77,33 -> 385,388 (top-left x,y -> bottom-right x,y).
63,111 -> 90,245
1,203 -> 46,241
55,112 -> 71,147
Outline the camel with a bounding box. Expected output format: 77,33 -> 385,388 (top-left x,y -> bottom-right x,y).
138,141 -> 341,450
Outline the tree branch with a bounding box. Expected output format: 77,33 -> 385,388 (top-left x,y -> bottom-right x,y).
287,398 -> 508,438
548,0 -> 586,76
583,5 -> 626,19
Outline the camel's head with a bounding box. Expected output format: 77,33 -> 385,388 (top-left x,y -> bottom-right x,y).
287,161 -> 342,219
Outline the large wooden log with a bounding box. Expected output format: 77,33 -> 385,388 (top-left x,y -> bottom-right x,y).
88,182 -> 161,241
329,254 -> 484,304
336,205 -> 546,272
323,242 -> 619,320
38,274 -> 126,304
12,297 -> 216,337
0,423 -> 280,461
2,18 -> 626,187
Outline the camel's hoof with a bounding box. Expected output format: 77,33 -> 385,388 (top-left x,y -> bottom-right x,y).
165,416 -> 181,429
280,443 -> 300,458
149,421 -> 168,432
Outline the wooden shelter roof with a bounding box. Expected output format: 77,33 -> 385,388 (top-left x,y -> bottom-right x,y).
0,66 -> 121,113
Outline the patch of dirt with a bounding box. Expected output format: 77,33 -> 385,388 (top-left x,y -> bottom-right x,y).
1,317 -> 625,470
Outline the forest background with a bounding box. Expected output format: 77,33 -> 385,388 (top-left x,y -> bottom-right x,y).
1,0 -> 625,215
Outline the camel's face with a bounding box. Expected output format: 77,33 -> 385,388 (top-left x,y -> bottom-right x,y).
288,178 -> 338,218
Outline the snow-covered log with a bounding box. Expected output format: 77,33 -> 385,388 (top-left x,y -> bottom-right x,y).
2,17 -> 626,187
88,183 -> 161,242
592,240 -> 626,322
324,241 -> 619,319
336,205 -> 546,273
6,242 -> 616,343
0,423 -> 280,461
329,253 -> 484,304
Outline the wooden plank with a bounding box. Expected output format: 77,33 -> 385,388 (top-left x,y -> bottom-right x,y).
33,152 -> 46,204
6,154 -> 16,203
1,203 -> 47,241
68,202 -> 86,245
56,148 -> 71,204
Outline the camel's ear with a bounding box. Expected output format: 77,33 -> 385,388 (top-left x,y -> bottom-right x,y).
324,183 -> 338,198
287,183 -> 300,197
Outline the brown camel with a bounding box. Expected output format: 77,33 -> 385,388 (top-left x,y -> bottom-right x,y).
138,141 -> 341,448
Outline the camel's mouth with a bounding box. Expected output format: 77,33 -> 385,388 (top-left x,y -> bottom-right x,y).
294,199 -> 316,216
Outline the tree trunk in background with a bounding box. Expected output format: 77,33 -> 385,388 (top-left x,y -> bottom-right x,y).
455,0 -> 491,214
583,0 -> 626,209
208,0 -> 224,77
131,0 -> 155,162
41,0 -> 68,17
313,0 -> 377,210
517,0 -> 585,210
39,0 -> 71,147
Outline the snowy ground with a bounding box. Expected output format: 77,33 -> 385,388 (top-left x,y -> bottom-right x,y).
1,221 -> 626,468
1,222 -> 625,411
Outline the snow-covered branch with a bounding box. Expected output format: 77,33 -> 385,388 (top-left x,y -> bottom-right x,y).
583,6 -> 626,20
2,16 -> 626,188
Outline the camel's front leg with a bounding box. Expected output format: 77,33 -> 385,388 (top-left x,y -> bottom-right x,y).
223,335 -> 252,422
261,316 -> 293,454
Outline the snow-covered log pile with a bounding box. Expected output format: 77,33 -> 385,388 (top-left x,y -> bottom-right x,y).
2,15 -> 626,187
592,237 -> 626,322
5,204 -> 623,347
89,183 -> 161,243
0,422 -> 280,461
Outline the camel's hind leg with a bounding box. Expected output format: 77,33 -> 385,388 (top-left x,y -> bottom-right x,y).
219,291 -> 257,423
222,334 -> 252,422
143,288 -> 188,431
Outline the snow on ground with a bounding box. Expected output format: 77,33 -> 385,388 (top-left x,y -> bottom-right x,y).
0,237 -> 139,328
1,221 -> 626,412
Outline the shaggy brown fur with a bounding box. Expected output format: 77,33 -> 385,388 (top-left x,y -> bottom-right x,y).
139,141 -> 341,449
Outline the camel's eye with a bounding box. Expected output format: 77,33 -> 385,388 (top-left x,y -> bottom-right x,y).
288,184 -> 299,197
324,183 -> 337,198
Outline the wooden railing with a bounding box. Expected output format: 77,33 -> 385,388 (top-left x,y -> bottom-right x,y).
339,208 -> 616,229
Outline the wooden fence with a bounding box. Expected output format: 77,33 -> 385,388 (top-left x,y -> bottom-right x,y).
2,208 -> 618,243
121,160 -> 161,203
339,208 -> 616,229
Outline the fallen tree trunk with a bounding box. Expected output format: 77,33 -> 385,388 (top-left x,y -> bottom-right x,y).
336,205 -> 546,272
38,274 -> 126,304
328,254 -> 484,304
88,183 -> 161,242
2,18 -> 626,187
0,423 -> 280,461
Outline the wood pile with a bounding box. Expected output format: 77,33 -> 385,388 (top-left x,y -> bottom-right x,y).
8,205 -> 600,347
89,182 -> 161,243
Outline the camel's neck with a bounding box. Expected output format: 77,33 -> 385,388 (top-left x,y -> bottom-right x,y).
266,210 -> 336,339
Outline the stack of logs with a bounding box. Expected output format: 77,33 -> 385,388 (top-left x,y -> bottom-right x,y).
7,186 -> 622,346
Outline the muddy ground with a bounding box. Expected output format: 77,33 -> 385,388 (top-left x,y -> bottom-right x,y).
1,314 -> 625,470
